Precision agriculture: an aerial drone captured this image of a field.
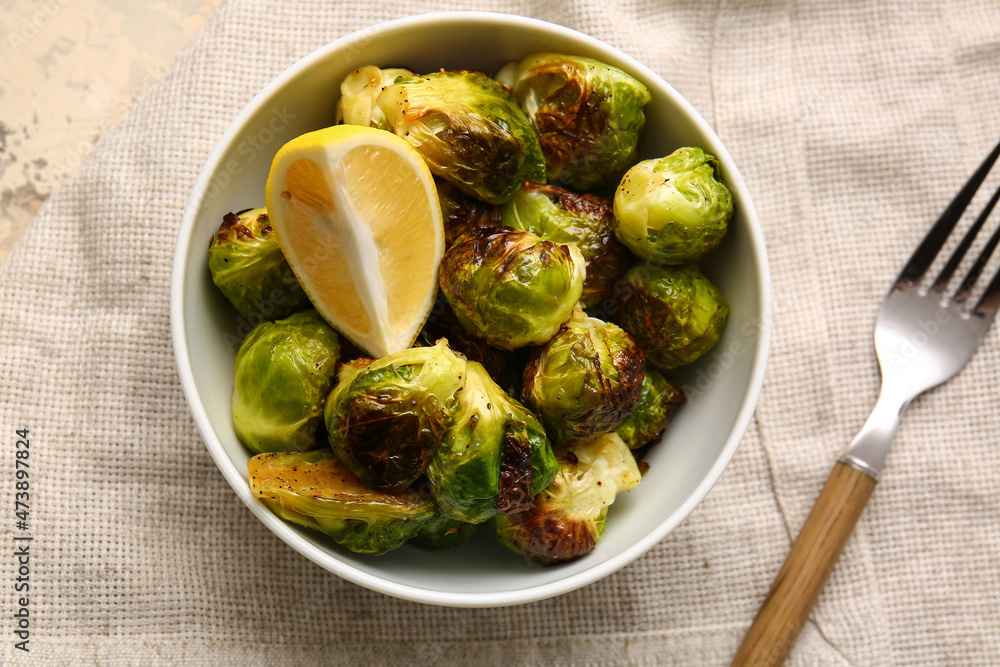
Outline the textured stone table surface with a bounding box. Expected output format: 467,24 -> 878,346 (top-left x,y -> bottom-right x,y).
0,0 -> 222,262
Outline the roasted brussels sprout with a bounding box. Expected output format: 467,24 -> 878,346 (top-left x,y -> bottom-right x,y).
500,181 -> 629,307
499,54 -> 650,190
324,341 -> 467,491
232,310 -> 340,454
491,432 -> 641,564
613,265 -> 729,369
614,368 -> 686,450
439,227 -> 585,350
427,362 -> 559,523
613,147 -> 733,264
522,315 -> 645,448
410,511 -> 480,550
248,449 -> 434,555
207,207 -> 309,320
436,179 -> 502,247
334,65 -> 414,129
377,70 -> 546,204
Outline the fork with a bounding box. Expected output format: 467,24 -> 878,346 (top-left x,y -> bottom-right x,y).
731,140 -> 1000,667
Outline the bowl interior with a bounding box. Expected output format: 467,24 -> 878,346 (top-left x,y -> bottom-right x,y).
172,12 -> 769,606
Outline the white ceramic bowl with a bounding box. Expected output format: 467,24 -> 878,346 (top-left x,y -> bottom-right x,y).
171,11 -> 770,607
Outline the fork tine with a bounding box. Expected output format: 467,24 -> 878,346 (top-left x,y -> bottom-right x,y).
895,138 -> 1000,289
933,181 -> 1000,294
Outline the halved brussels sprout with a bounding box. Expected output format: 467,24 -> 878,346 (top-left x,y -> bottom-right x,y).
232,310 -> 340,454
491,432 -> 641,564
437,179 -> 502,247
248,449 -> 434,555
613,147 -> 733,264
439,227 -> 586,350
334,65 -> 414,129
614,368 -> 686,450
612,265 -> 729,369
522,315 -> 645,448
410,511 -> 480,550
324,341 -> 467,491
376,70 -> 546,204
207,207 -> 309,320
427,362 -> 559,523
500,181 -> 628,307
499,54 -> 650,190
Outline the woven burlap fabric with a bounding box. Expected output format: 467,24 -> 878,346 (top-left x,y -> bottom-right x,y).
1,0 -> 998,664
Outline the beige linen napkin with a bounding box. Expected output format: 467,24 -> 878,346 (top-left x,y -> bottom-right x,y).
2,1 -> 998,664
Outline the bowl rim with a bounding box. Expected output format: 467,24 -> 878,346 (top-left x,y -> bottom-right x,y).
170,10 -> 772,607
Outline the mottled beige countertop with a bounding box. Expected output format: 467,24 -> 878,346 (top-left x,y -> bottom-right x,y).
0,0 -> 223,262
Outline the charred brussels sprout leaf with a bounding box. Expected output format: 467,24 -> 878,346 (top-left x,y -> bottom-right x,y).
613,147 -> 733,264
522,316 -> 645,448
501,54 -> 650,190
410,511 -> 481,550
376,70 -> 546,204
613,265 -> 729,369
437,179 -> 502,247
427,362 -> 559,523
491,432 -> 641,564
439,227 -> 585,350
232,310 -> 340,454
614,368 -> 686,450
248,449 -> 433,555
500,181 -> 629,307
207,207 -> 309,320
335,65 -> 414,129
324,341 -> 467,491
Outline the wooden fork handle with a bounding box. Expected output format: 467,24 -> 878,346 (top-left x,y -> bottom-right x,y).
731,461 -> 878,667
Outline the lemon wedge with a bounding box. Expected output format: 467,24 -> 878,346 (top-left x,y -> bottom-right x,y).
264,125 -> 443,358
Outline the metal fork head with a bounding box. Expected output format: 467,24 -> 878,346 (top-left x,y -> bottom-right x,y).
841,140 -> 1000,480
877,139 -> 1000,401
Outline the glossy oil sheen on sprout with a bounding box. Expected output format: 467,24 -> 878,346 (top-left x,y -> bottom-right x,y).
323,341 -> 467,491
248,449 -> 434,555
377,70 -> 545,204
522,316 -> 645,448
613,147 -> 733,264
232,310 -> 340,454
427,361 -> 558,524
503,54 -> 650,190
439,227 -> 585,350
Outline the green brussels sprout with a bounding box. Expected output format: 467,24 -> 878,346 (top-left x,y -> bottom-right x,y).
612,265 -> 729,369
436,179 -> 502,247
248,449 -> 434,556
232,310 -> 340,454
334,65 -> 414,129
500,181 -> 629,307
410,509 -> 480,550
613,147 -> 733,264
614,368 -> 686,450
491,432 -> 641,564
439,227 -> 586,350
522,315 -> 645,448
427,362 -> 559,523
207,207 -> 310,320
324,340 -> 467,491
376,70 -> 546,204
499,54 -> 650,190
